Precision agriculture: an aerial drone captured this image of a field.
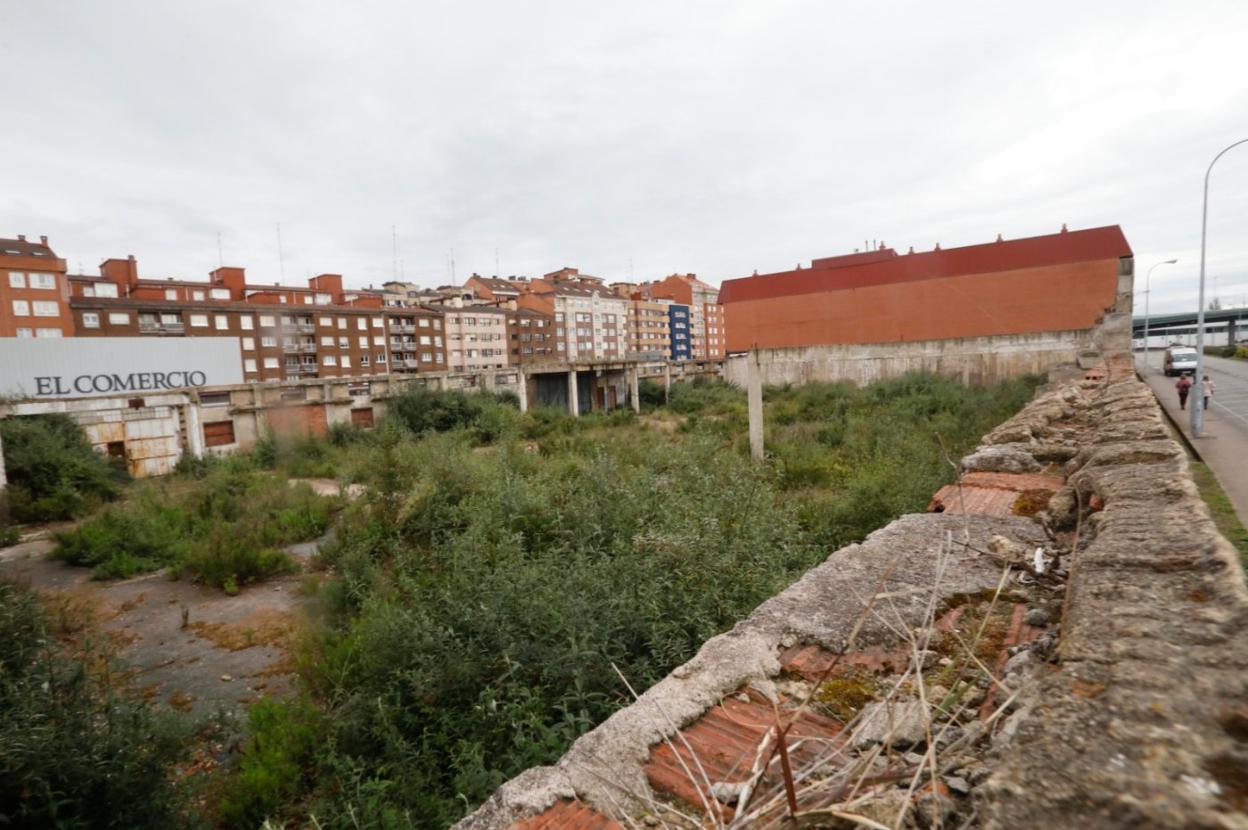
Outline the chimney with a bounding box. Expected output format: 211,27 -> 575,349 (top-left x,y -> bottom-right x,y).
17,234 -> 25,242
39,235 -> 47,246
100,256 -> 140,291
1061,223 -> 1069,233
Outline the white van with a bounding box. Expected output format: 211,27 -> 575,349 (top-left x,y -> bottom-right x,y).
1164,346 -> 1199,376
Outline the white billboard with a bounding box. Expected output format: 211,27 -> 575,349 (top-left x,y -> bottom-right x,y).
0,338 -> 244,399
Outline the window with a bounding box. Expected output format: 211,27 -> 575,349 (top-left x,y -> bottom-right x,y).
316,293 -> 331,305
376,352 -> 387,364
15,328 -> 32,338
240,316 -> 254,330
203,420 -> 236,447
28,272 -> 57,288
360,354 -> 370,367
210,288 -> 230,300
35,328 -> 61,338
357,318 -> 367,330
94,283 -> 118,298
358,336 -> 368,348
322,355 -> 337,366
341,355 -> 351,368
373,335 -> 385,346
263,356 -> 279,369
372,317 -> 384,328
320,336 -> 334,347
82,312 -> 100,329
337,317 -> 347,330
214,315 -> 229,330
199,391 -> 230,407
11,300 -> 30,317
108,312 -> 130,325
261,336 -> 277,347
337,337 -> 348,349
192,290 -> 205,301
8,272 -> 24,288
318,316 -> 332,327
189,314 -> 209,327
244,358 -> 258,373
32,301 -> 58,317
165,288 -> 178,300
259,315 -> 276,327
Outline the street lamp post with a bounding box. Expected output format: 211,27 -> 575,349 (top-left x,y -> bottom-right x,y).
1143,259 -> 1177,372
1193,137 -> 1248,438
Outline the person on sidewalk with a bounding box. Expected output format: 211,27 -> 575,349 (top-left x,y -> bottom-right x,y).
1176,373 -> 1194,410
1202,374 -> 1216,411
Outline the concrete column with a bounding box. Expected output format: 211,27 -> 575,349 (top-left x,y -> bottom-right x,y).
0,424 -> 7,491
482,372 -> 497,393
567,369 -> 579,417
184,401 -> 205,460
747,350 -> 764,462
664,361 -> 672,405
628,367 -> 640,413
517,370 -> 529,413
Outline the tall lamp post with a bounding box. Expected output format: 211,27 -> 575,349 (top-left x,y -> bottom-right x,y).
1143,259 -> 1177,372
1193,137 -> 1248,437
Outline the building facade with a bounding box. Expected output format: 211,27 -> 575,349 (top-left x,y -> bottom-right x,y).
0,236 -> 73,339
718,226 -> 1134,353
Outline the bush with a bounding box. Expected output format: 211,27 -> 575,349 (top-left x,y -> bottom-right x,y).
54,467 -> 333,590
0,581 -> 194,828
387,387 -> 517,437
0,414 -> 125,523
217,697 -> 323,829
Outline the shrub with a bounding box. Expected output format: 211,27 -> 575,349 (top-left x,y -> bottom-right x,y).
216,697 -> 323,829
0,414 -> 125,523
54,468 -> 333,590
387,387 -> 517,436
0,581 -> 194,828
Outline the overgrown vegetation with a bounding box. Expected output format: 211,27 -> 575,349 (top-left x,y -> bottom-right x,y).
0,414 -> 125,524
1190,460 -> 1248,571
0,580 -> 197,828
211,372 -> 1039,829
53,458 -> 334,590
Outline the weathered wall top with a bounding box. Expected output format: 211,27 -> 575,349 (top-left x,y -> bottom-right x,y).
456,354 -> 1248,830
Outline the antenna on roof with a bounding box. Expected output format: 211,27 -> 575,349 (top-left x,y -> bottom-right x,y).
276,223 -> 286,283
216,232 -> 224,267
392,225 -> 399,281
495,247 -> 500,278
450,248 -> 456,282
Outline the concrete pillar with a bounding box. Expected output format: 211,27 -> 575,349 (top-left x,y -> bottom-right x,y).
517,370 -> 529,413
184,401 -> 205,459
0,424 -> 7,491
628,367 -> 641,413
664,362 -> 672,405
482,372 -> 497,393
747,350 -> 764,462
568,369 -> 579,417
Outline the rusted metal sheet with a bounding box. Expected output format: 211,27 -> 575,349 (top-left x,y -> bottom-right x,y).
929,471 -> 1064,517
266,404 -> 328,439
510,799 -> 623,830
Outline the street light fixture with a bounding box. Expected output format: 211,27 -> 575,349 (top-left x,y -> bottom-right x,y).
1193,137 -> 1248,437
1143,259 -> 1177,371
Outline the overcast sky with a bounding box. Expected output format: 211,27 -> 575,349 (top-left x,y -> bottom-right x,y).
3,1 -> 1247,313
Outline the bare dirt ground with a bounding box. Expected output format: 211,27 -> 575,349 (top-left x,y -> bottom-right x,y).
0,530 -> 327,717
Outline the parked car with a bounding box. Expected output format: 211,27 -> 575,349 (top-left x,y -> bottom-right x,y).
1164,346 -> 1199,376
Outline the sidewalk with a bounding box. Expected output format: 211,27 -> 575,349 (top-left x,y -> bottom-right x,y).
1137,353 -> 1248,528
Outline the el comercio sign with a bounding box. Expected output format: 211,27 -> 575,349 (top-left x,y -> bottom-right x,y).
0,338 -> 242,400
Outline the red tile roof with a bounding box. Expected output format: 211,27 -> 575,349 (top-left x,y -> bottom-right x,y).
510,800 -> 623,830
719,225 -> 1132,304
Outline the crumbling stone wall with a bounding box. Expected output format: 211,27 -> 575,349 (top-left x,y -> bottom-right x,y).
455,359 -> 1248,829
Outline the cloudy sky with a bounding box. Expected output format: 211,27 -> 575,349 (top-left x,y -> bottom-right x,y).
3,0 -> 1247,312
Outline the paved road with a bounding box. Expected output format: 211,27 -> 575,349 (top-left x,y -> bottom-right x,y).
1137,350 -> 1248,526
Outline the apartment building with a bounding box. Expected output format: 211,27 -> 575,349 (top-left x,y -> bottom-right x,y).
625,297 -> 672,358
0,235 -> 73,339
63,254 -> 446,381
644,274 -> 725,360
519,268 -> 629,362
668,304 -> 692,360
506,308 -> 558,366
441,304 -> 510,371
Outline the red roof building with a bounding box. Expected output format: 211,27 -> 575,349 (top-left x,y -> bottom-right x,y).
719,225 -> 1133,353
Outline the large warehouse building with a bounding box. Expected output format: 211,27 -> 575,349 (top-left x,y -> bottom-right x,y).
719,225 -> 1134,353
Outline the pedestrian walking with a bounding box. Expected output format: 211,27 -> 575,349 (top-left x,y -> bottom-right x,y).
1176,373 -> 1193,410
1202,374 -> 1216,411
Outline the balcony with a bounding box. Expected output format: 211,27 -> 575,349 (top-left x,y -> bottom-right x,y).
300,343 -> 318,353
391,322 -> 416,333
283,342 -> 300,353
403,358 -> 420,368
139,322 -> 185,335
293,322 -> 315,333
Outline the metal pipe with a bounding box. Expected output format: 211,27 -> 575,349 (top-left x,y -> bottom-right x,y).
1193,138 -> 1248,437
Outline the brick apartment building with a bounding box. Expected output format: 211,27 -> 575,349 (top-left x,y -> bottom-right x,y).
0,236 -> 74,339
639,274 -> 725,360
718,225 -> 1134,353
